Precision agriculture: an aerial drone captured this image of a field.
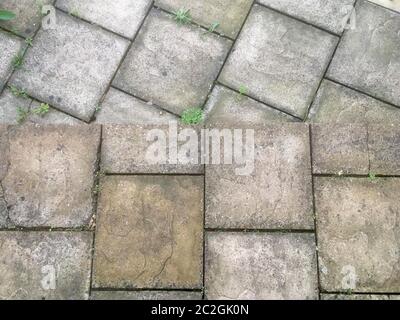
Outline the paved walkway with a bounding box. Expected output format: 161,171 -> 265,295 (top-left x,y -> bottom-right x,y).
0,0 -> 400,300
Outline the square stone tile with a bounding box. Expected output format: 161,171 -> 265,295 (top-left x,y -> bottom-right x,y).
258,0 -> 355,34
113,9 -> 231,115
204,85 -> 296,126
206,123 -> 313,230
307,80 -> 400,123
1,125 -> 101,228
93,175 -> 203,289
56,0 -> 152,39
0,0 -> 54,37
0,88 -> 31,124
10,11 -> 129,122
315,177 -> 400,292
91,290 -> 202,300
311,124 -> 369,175
219,5 -> 338,118
368,0 -> 400,13
205,232 -> 318,300
0,32 -> 24,92
0,232 -> 92,300
95,88 -> 177,124
328,1 -> 400,107
101,125 -> 204,174
368,124 -> 400,175
155,0 -> 253,38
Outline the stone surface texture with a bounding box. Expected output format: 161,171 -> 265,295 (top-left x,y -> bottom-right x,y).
0,32 -> 23,92
0,89 -> 31,124
91,290 -> 202,300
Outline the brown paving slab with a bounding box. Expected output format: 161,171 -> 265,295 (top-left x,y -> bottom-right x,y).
91,290 -> 202,300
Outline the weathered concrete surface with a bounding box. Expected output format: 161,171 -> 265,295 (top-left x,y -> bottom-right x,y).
56,0 -> 152,39
258,0 -> 355,34
0,0 -> 54,37
206,123 -> 313,230
321,294 -> 399,300
10,12 -> 129,122
368,0 -> 400,13
101,125 -> 203,174
0,232 -> 92,300
315,177 -> 400,292
1,125 -> 100,228
328,1 -> 400,107
0,32 -> 23,92
0,89 -> 31,124
311,124 -> 369,175
204,85 -> 296,126
308,80 -> 400,123
0,185 -> 7,228
219,5 -> 338,118
368,125 -> 400,175
113,9 -> 231,115
93,176 -> 203,289
155,0 -> 253,38
205,232 -> 318,300
95,88 -> 177,124
91,290 -> 202,300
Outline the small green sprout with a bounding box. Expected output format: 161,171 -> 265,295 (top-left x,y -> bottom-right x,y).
9,85 -> 28,98
25,37 -> 33,46
238,85 -> 248,96
0,10 -> 16,21
208,22 -> 220,33
16,107 -> 29,124
368,172 -> 377,182
12,53 -> 24,69
181,107 -> 203,125
32,103 -> 50,117
173,8 -> 191,24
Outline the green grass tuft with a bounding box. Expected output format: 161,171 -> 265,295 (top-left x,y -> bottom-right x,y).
181,107 -> 203,125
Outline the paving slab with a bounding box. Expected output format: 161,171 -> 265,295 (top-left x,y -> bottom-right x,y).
0,88 -> 31,124
368,0 -> 400,12
206,123 -> 313,230
204,85 -> 296,126
328,1 -> 400,107
315,177 -> 400,292
0,232 -> 92,300
155,0 -> 253,38
93,175 -> 203,289
0,32 -> 23,92
0,0 -> 54,37
91,291 -> 202,300
219,5 -> 338,118
368,124 -> 400,175
308,80 -> 400,123
0,125 -> 100,228
95,88 -> 177,124
311,124 -> 369,175
56,0 -> 152,39
321,294 -> 398,300
258,0 -> 355,34
101,124 -> 203,174
10,11 -> 129,122
113,9 -> 231,116
205,232 -> 318,300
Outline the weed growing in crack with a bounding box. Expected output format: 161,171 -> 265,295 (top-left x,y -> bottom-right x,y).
208,22 -> 220,33
238,85 -> 248,96
0,10 -> 16,21
181,107 -> 203,125
9,85 -> 28,98
25,37 -> 33,47
32,103 -> 50,117
12,53 -> 24,69
16,107 -> 29,124
173,8 -> 191,24
368,172 -> 377,182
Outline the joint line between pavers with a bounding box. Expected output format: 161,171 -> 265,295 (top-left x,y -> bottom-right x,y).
205,228 -> 315,234
313,173 -> 400,178
91,288 -> 203,293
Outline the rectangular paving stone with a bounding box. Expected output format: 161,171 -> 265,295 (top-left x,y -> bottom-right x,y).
204,85 -> 296,126
315,177 -> 400,292
311,124 -> 369,175
327,1 -> 400,107
368,0 -> 400,13
56,0 -> 152,39
155,0 -> 253,38
0,88 -> 31,124
219,5 -> 338,118
258,0 -> 355,34
113,9 -> 232,116
368,124 -> 400,175
0,232 -> 92,300
307,80 -> 400,124
95,88 -> 178,124
0,32 -> 23,92
0,125 -> 101,228
205,232 -> 318,300
91,291 -> 202,300
10,11 -> 129,122
93,175 -> 203,289
101,125 -> 203,174
0,0 -> 54,37
321,294 -> 399,300
206,123 -> 313,230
